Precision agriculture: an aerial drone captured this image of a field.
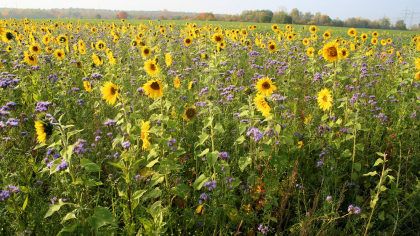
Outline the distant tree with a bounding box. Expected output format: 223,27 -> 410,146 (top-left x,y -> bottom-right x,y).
394,19 -> 406,30
271,11 -> 292,24
95,14 -> 101,19
118,11 -> 128,19
379,17 -> 391,29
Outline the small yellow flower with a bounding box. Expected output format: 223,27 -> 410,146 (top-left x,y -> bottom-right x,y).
298,141 -> 303,149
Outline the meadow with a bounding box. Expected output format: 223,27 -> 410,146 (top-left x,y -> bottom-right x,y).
0,18 -> 420,235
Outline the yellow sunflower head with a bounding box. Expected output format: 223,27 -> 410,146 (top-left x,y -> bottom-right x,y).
174,77 -> 181,88
253,94 -> 271,117
322,42 -> 339,62
142,79 -> 164,99
83,81 -> 92,92
317,88 -> 333,111
144,59 -> 159,77
183,107 -> 197,121
256,77 -> 277,96
142,46 -> 152,57
54,49 -> 65,60
101,82 -> 119,105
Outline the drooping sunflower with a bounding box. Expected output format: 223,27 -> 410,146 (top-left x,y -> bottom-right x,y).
253,94 -> 271,117
101,81 -> 119,105
322,42 -> 339,62
92,53 -> 104,66
415,71 -> 420,81
24,52 -> 37,66
256,77 -> 277,96
174,77 -> 181,88
141,46 -> 152,57
35,120 -> 53,144
83,81 -> 92,92
307,47 -> 315,57
141,120 -> 150,140
338,48 -> 349,59
144,59 -> 159,77
415,58 -> 420,70
95,40 -> 106,51
165,53 -> 172,67
54,49 -> 65,60
183,107 -> 197,121
142,79 -> 164,98
317,88 -> 333,111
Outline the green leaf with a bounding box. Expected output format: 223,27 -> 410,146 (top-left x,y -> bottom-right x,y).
171,184 -> 189,200
196,133 -> 209,147
45,199 -> 68,218
50,159 -> 64,175
108,162 -> 124,170
203,117 -> 213,128
193,174 -> 209,190
380,185 -> 388,192
374,158 -> 384,166
132,190 -> 147,200
206,151 -> 219,166
198,148 -> 209,157
22,196 -> 28,211
235,135 -> 245,144
67,129 -> 84,142
353,162 -> 361,172
239,156 -> 252,172
150,173 -> 164,186
57,223 -> 78,235
88,206 -> 117,229
321,114 -> 329,121
146,158 -> 159,168
363,171 -> 378,176
356,143 -> 364,151
351,172 -> 358,180
341,149 -> 352,157
213,123 -> 225,133
61,212 -> 77,223
370,195 -> 379,208
80,159 -> 101,172
281,133 -> 294,146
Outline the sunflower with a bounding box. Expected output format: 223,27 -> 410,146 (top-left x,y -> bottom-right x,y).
380,39 -> 387,46
101,81 -> 119,105
307,47 -> 315,57
317,88 -> 333,111
144,59 -> 159,76
347,28 -> 357,37
29,43 -> 41,55
415,71 -> 420,81
361,33 -> 368,41
415,58 -> 420,70
338,48 -> 349,59
54,49 -> 65,60
323,31 -> 331,39
302,38 -> 310,46
174,77 -> 181,88
92,54 -> 104,66
253,94 -> 271,117
309,25 -> 317,33
44,47 -> 52,53
83,81 -> 92,92
372,31 -> 379,37
57,34 -> 67,45
6,45 -> 12,52
143,79 -> 164,98
165,53 -> 172,67
183,107 -> 197,121
42,34 -> 50,45
184,37 -> 193,46
271,24 -> 279,31
322,42 -> 339,62
188,81 -> 194,90
142,133 -> 151,150
386,38 -> 392,44
256,77 -> 277,96
95,40 -> 106,51
35,120 -> 53,144
141,120 -> 150,140
24,52 -> 37,66
91,27 -> 97,33
268,43 -> 277,53
211,33 -> 224,43
371,38 -> 378,45
2,30 -> 14,43
141,46 -> 152,57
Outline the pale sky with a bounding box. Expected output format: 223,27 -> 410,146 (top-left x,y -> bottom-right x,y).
1,0 -> 420,25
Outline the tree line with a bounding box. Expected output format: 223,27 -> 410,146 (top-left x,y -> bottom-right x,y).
0,7 -> 418,30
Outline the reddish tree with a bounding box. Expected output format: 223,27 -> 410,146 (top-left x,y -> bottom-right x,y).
118,11 -> 128,19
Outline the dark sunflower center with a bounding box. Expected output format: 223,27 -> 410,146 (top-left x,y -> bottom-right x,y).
262,82 -> 270,89
150,82 -> 160,90
6,32 -> 13,40
342,51 -> 347,56
144,49 -> 149,54
322,96 -> 328,102
29,56 -> 34,61
110,87 -> 117,95
44,123 -> 54,136
186,109 -> 196,118
59,37 -> 66,43
150,63 -> 156,71
57,52 -> 62,57
98,43 -> 104,49
269,45 -> 275,50
328,47 -> 337,57
215,36 -> 221,42
186,39 -> 191,44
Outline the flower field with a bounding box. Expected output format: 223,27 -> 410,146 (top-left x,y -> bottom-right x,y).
0,19 -> 420,235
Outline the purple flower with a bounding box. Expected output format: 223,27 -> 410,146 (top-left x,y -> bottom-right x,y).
348,205 -> 361,214
121,141 -> 131,149
326,196 -> 332,201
